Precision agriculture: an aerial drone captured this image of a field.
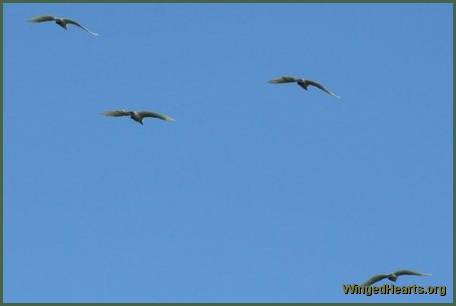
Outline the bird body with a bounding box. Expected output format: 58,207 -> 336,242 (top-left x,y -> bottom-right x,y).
130,112 -> 145,125
361,269 -> 431,287
104,110 -> 175,125
28,15 -> 99,36
268,76 -> 340,99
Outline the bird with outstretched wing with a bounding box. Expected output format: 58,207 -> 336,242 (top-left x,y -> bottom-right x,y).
104,109 -> 175,125
361,269 -> 431,287
29,15 -> 99,36
268,76 -> 340,99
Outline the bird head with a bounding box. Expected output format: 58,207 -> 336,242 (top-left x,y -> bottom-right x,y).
296,79 -> 308,90
388,274 -> 398,282
55,20 -> 67,29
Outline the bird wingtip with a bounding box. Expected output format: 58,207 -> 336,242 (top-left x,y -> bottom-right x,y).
330,92 -> 341,99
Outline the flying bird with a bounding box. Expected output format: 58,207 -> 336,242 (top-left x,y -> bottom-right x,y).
28,15 -> 99,36
104,110 -> 175,125
268,76 -> 340,99
361,269 -> 431,287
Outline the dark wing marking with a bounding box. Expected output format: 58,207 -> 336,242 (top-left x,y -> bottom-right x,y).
28,15 -> 57,23
394,270 -> 431,277
62,18 -> 99,36
104,110 -> 131,117
361,274 -> 390,287
138,111 -> 175,122
268,76 -> 299,84
304,80 -> 341,98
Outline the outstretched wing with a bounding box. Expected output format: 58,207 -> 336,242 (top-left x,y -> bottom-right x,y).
304,80 -> 341,99
361,274 -> 389,287
138,111 -> 175,122
394,270 -> 432,277
28,15 -> 57,23
62,18 -> 99,36
268,76 -> 299,84
104,110 -> 131,117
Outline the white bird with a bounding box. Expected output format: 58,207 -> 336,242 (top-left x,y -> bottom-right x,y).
104,110 -> 175,125
361,269 -> 431,287
268,76 -> 340,99
28,15 -> 99,36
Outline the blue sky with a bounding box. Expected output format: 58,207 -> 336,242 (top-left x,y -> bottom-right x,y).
3,3 -> 453,303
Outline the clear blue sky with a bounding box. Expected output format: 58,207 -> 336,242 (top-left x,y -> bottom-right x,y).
3,3 -> 453,303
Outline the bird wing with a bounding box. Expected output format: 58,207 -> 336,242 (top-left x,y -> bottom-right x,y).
361,274 -> 390,287
394,270 -> 432,277
28,15 -> 57,23
268,76 -> 299,84
62,18 -> 99,36
138,111 -> 175,122
104,110 -> 131,117
303,80 -> 341,99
